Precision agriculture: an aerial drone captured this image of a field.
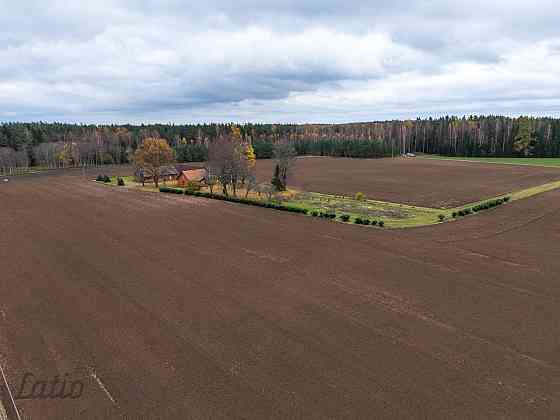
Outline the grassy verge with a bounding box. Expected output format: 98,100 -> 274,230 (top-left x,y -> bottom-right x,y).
509,179 -> 560,201
282,192 -> 443,228
420,155 -> 560,168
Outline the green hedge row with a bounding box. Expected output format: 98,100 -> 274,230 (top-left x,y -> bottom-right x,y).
354,217 -> 385,227
159,187 -> 183,194
310,211 -> 336,219
96,174 -> 111,183
452,196 -> 511,218
160,187 -> 308,214
159,187 -> 388,226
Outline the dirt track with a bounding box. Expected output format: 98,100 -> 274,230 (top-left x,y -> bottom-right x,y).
1,166 -> 560,419
256,157 -> 560,207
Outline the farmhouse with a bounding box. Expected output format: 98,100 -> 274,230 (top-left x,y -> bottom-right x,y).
177,168 -> 207,187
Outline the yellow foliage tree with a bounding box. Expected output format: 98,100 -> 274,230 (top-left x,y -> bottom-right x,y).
133,138 -> 175,188
244,143 -> 256,169
231,125 -> 242,141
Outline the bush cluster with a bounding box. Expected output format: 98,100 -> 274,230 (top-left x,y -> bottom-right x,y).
340,214 -> 351,222
96,174 -> 111,183
117,177 -> 125,186
452,196 -> 511,218
309,210 -> 335,219
354,217 -> 385,227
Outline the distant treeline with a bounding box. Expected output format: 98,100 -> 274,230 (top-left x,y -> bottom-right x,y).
1,116 -> 559,173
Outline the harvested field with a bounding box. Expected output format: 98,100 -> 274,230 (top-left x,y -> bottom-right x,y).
256,157 -> 560,208
2,168 -> 560,419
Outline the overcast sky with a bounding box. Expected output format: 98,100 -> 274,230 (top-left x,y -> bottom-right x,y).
1,0 -> 560,123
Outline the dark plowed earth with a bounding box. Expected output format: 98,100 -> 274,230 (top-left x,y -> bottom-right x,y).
1,168 -> 560,419
256,157 -> 560,207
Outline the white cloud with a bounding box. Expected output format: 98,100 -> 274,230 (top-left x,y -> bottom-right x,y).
0,0 -> 559,122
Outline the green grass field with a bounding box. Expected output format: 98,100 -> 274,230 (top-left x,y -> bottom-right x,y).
282,192 -> 444,228
422,155 -> 560,168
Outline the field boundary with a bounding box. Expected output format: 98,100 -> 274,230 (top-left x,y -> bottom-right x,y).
95,173 -> 560,229
420,155 -> 560,169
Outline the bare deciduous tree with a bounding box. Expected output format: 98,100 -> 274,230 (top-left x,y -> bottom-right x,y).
255,183 -> 275,201
244,173 -> 258,198
272,141 -> 297,191
208,129 -> 249,197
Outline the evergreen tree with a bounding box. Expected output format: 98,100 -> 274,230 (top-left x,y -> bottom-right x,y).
271,164 -> 283,191
513,117 -> 535,156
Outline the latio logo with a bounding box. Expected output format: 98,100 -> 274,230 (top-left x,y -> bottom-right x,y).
15,373 -> 85,400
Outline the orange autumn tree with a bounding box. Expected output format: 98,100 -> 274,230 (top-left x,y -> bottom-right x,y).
133,138 -> 175,188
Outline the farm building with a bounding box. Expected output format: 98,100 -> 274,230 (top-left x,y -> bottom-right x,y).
177,168 -> 208,187
134,166 -> 179,183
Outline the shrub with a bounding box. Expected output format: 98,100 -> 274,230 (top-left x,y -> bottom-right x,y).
452,212 -> 457,218
160,187 -> 182,194
496,198 -> 504,205
363,219 -> 371,225
378,221 -> 385,227
311,211 -> 319,217
371,220 -> 378,226
354,217 -> 364,224
355,192 -> 365,201
340,214 -> 350,222
438,214 -> 445,222
503,196 -> 511,202
96,175 -> 104,182
117,177 -> 125,186
185,181 -> 201,193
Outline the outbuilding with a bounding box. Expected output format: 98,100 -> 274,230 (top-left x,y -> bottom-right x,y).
134,165 -> 179,184
176,168 -> 208,187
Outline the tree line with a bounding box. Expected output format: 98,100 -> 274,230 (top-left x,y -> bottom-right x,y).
1,116 -> 559,173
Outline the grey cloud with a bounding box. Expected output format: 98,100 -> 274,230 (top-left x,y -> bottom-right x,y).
1,0 -> 560,122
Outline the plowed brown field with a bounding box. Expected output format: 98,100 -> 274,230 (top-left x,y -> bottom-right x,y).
1,160 -> 560,420
256,157 -> 560,207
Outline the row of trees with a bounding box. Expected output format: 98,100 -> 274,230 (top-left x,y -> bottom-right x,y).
2,116 -> 560,173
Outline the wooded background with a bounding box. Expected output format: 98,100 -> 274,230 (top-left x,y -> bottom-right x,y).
1,116 -> 559,173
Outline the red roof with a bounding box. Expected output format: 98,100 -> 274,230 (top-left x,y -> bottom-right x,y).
179,169 -> 207,182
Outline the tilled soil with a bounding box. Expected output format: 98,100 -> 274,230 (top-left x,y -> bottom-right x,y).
1,167 -> 560,419
256,157 -> 560,208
